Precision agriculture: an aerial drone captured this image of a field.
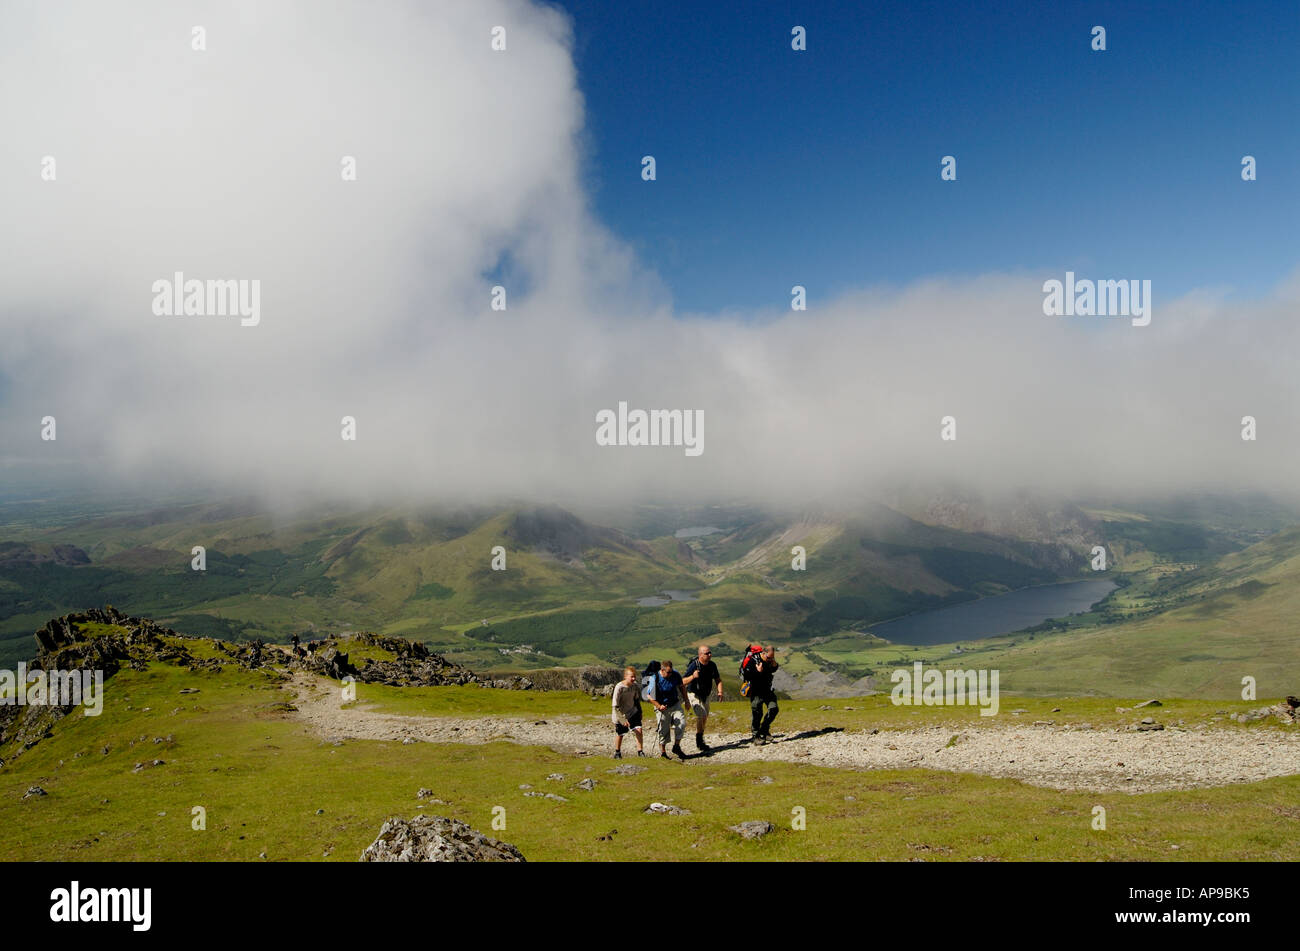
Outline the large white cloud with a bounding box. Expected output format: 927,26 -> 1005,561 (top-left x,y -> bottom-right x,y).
1,0 -> 1297,510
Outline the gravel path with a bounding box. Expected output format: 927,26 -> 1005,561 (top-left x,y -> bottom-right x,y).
289,675 -> 1300,794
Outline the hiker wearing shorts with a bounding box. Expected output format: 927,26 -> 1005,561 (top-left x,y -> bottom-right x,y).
682,644 -> 723,752
611,666 -> 645,759
650,659 -> 688,760
746,646 -> 780,742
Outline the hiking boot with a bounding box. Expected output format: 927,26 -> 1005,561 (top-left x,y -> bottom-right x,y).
672,744 -> 686,760
636,750 -> 646,757
660,750 -> 670,760
695,733 -> 709,751
613,750 -> 622,760
750,731 -> 763,743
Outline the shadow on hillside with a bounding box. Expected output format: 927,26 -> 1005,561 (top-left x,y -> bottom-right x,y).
685,725 -> 845,758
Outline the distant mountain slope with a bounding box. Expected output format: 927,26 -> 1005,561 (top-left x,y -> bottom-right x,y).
3,493 -> 1292,691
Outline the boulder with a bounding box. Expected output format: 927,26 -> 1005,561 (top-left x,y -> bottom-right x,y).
729,820 -> 774,840
359,815 -> 524,862
645,802 -> 690,816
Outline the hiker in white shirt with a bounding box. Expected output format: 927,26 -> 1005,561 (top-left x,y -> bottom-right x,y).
611,665 -> 645,759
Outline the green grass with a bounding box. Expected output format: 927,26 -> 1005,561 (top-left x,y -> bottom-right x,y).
1,660 -> 1295,861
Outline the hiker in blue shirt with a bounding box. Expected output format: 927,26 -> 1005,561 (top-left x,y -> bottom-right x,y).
650,659 -> 688,760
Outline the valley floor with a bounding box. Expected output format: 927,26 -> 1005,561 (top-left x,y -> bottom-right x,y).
291,674 -> 1300,795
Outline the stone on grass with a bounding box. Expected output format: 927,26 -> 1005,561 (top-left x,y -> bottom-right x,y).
359,815 -> 524,862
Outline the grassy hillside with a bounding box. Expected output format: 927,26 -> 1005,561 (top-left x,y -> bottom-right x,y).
1,627 -> 1295,862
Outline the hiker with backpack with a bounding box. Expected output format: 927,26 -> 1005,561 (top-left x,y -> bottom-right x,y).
649,659 -> 689,760
740,645 -> 780,742
682,644 -> 724,752
611,665 -> 646,759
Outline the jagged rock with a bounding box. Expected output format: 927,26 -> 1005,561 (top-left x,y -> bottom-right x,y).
288,630 -> 532,690
524,791 -> 568,803
608,764 -> 646,776
359,815 -> 525,862
546,773 -> 564,781
523,665 -> 621,694
576,778 -> 597,791
416,788 -> 435,799
21,785 -> 47,800
729,820 -> 774,840
755,776 -> 774,784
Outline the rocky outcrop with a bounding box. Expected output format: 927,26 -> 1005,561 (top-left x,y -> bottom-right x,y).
4,607 -> 276,761
523,665 -> 621,694
30,607 -> 275,677
289,632 -> 532,690
4,608 -> 528,765
358,815 -> 525,862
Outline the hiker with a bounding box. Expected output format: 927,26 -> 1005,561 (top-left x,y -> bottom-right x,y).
744,646 -> 780,742
291,633 -> 301,657
682,644 -> 724,752
650,659 -> 688,760
611,666 -> 646,759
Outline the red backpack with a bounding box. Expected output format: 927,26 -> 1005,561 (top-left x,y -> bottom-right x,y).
739,645 -> 764,695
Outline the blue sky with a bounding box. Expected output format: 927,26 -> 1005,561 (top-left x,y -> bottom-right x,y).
558,0 -> 1299,314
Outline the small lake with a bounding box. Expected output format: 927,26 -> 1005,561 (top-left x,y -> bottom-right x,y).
674,526 -> 722,538
636,589 -> 700,607
867,578 -> 1117,647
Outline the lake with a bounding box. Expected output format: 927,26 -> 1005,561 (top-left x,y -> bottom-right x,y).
674,526 -> 722,538
867,578 -> 1116,646
636,589 -> 700,607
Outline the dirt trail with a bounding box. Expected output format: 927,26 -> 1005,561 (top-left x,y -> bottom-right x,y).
288,674 -> 1300,794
